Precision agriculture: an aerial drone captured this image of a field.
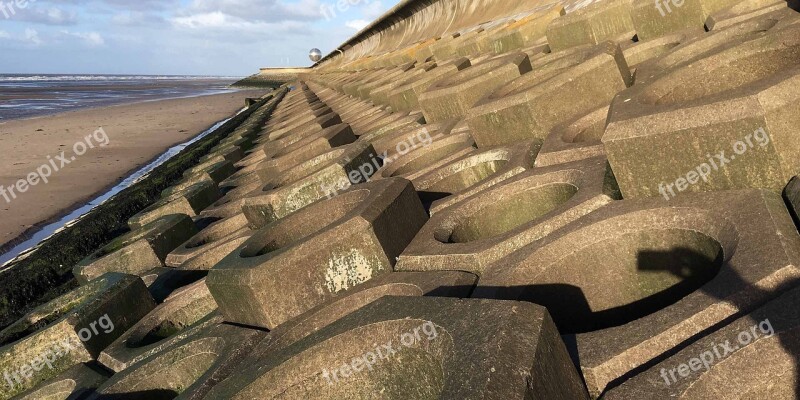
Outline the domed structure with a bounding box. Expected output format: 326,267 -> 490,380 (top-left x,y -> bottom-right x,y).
308,48 -> 322,62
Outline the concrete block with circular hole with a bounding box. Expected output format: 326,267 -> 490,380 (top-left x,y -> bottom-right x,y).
603,17 -> 800,199
242,142 -> 380,229
705,0 -> 790,30
546,0 -> 636,52
376,131 -> 476,183
11,363 -> 109,400
534,106 -> 610,168
604,284 -> 800,399
74,214 -> 198,284
466,42 -> 632,148
182,159 -> 237,184
256,123 -> 356,183
93,320 -> 266,399
416,140 -> 541,213
207,178 -> 428,329
396,156 -> 618,275
128,180 -> 219,229
488,5 -> 566,54
205,296 -> 589,399
620,30 -> 700,77
630,0 -> 738,41
418,52 -> 531,123
166,213 -> 253,269
473,188 -> 800,397
0,273 -> 155,398
386,57 -> 471,113
98,279 -> 218,372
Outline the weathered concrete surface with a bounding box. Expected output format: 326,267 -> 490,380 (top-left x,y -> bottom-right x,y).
397,156 -> 616,275
94,321 -> 266,399
603,12 -> 800,199
419,52 -> 531,122
73,214 -> 197,284
98,279 -> 218,372
0,273 -> 155,398
205,296 -> 589,399
465,42 -> 631,147
208,178 -> 428,329
474,189 -> 800,397
241,142 -> 380,228
12,363 -> 109,400
604,284 -> 800,399
128,180 -> 219,229
418,140 -> 541,213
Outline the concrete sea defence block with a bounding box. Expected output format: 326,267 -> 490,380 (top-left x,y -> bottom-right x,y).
546,0 -> 636,51
386,57 -> 471,113
418,52 -> 531,123
604,284 -> 800,399
207,178 -> 428,329
255,123 -> 356,183
466,42 -> 632,148
375,131 -> 477,182
416,140 -> 540,214
93,320 -> 266,399
396,156 -> 616,275
165,213 -> 251,268
488,5 -> 566,54
474,189 -> 800,397
0,273 -> 155,398
205,296 -> 589,399
98,279 -> 218,372
74,214 -> 198,284
241,142 -> 379,228
603,14 -> 800,199
11,363 -> 109,400
128,180 -> 220,229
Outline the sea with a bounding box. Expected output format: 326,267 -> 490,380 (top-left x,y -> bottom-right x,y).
0,74 -> 244,121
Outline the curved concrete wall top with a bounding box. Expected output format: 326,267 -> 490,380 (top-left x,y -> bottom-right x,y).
316,0 -> 572,66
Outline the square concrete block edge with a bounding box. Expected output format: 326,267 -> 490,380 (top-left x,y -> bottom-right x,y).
205,296 -> 589,399
207,177 -> 429,329
474,188 -> 800,397
0,273 -> 155,399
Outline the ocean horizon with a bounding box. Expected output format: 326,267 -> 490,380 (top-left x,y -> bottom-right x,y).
0,73 -> 247,121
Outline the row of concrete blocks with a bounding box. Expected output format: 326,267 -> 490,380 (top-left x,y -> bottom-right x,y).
4,16 -> 800,398
309,2 -> 800,200
320,0 -> 793,70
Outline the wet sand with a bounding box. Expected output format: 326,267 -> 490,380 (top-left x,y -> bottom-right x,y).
0,89 -> 266,249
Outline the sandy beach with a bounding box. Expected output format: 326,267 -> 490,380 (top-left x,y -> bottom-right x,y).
0,89 -> 266,249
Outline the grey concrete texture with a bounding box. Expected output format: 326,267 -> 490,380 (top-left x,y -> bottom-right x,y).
207,178 -> 429,329
205,296 -> 589,399
74,214 -> 198,284
0,273 -> 155,398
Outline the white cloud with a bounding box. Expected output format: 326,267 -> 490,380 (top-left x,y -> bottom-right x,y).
182,0 -> 324,22
362,0 -> 386,19
60,30 -> 105,46
0,31 -> 10,39
24,29 -> 43,45
13,7 -> 78,25
345,19 -> 369,30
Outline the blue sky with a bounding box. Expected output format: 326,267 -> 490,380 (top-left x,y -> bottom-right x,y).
0,0 -> 394,76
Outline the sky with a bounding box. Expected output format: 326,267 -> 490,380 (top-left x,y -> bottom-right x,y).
0,0 -> 395,76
